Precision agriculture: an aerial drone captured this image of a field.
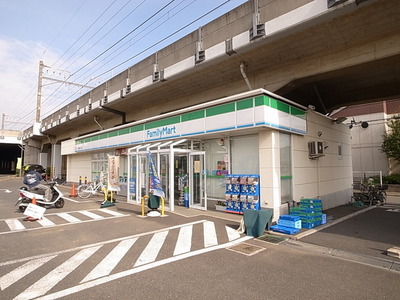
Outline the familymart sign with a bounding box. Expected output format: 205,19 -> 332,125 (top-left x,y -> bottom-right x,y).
75,93 -> 307,152
146,125 -> 178,140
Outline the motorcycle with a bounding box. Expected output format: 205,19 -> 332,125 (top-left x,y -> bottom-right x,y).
16,181 -> 65,212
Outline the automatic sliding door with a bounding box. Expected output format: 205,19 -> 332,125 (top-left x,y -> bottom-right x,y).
189,152 -> 206,210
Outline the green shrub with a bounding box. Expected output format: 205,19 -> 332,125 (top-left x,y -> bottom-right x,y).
383,174 -> 400,184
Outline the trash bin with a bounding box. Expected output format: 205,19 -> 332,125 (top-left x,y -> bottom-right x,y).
243,209 -> 273,237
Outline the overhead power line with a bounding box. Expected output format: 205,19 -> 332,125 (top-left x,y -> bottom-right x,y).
91,0 -> 232,81
52,0 -> 119,70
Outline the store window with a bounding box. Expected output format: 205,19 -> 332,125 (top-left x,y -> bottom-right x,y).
204,138 -> 228,199
280,133 -> 292,203
91,152 -> 113,182
231,134 -> 259,174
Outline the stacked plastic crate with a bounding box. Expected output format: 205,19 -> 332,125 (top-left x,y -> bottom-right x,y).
270,215 -> 301,235
290,198 -> 326,229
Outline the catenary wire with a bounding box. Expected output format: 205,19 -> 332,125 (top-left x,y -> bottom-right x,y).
13,0 -> 235,128
41,0 -> 232,117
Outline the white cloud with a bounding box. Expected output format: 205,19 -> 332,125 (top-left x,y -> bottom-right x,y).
0,38 -> 71,130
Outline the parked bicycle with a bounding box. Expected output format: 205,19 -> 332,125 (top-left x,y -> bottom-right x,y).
352,180 -> 388,206
77,179 -> 107,198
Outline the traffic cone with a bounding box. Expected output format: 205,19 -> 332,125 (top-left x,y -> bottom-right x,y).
32,196 -> 37,205
69,183 -> 77,197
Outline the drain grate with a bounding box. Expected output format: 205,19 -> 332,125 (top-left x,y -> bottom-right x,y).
257,234 -> 288,244
228,242 -> 266,256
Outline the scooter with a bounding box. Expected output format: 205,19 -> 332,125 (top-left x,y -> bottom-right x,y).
16,181 -> 65,212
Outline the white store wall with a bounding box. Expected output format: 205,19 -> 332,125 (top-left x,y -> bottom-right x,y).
292,110 -> 353,210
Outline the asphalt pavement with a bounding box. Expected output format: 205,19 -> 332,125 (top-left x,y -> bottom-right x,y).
287,193 -> 400,272
2,174 -> 400,273
1,175 -> 400,299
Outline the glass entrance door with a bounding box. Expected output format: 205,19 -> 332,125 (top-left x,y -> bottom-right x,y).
189,152 -> 206,210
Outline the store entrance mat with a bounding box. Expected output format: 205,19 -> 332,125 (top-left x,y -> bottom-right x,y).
227,242 -> 266,256
257,233 -> 288,244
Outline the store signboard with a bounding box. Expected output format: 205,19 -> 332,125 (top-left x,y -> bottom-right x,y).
73,94 -> 307,153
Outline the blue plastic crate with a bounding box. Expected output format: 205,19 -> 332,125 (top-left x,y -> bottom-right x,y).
270,225 -> 300,235
297,207 -> 322,213
301,222 -> 316,229
280,215 -> 300,222
278,219 -> 301,229
300,198 -> 322,204
321,214 -> 327,224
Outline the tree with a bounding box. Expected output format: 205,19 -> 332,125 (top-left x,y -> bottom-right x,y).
381,117 -> 400,162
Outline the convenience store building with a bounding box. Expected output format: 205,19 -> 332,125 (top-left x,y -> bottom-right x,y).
61,89 -> 352,218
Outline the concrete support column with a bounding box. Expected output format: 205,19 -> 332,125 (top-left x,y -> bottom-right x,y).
259,130 -> 281,220
51,144 -> 62,178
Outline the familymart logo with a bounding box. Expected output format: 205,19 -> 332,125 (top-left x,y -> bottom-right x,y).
146,125 -> 178,139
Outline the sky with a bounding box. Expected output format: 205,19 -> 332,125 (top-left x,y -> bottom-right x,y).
0,0 -> 247,131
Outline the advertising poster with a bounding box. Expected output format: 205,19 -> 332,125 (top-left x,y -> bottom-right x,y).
108,155 -> 120,191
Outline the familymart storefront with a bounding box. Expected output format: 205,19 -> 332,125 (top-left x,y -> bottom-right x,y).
65,89 -> 307,213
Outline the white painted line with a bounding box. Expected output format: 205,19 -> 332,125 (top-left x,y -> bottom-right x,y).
15,246 -> 101,300
226,226 -> 241,241
57,213 -> 81,223
0,255 -> 56,290
0,220 -> 207,267
386,208 -> 400,212
63,197 -> 80,203
5,218 -> 25,231
37,217 -> 56,227
81,237 -> 138,283
79,210 -> 105,220
98,208 -> 126,217
203,221 -> 218,247
134,231 -> 169,267
173,225 -> 193,256
37,236 -> 253,300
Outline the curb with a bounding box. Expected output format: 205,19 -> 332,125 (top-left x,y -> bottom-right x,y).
293,205 -> 376,240
284,239 -> 400,273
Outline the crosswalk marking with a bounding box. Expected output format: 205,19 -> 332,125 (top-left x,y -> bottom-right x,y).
5,218 -> 25,231
15,246 -> 102,300
0,255 -> 56,290
226,225 -> 241,241
173,225 -> 193,256
38,236 -> 252,300
1,220 -> 248,299
134,231 -> 169,267
99,208 -> 125,217
203,220 -> 218,247
79,210 -> 105,219
0,209 -> 130,235
81,237 -> 138,283
37,217 -> 56,227
57,212 -> 81,223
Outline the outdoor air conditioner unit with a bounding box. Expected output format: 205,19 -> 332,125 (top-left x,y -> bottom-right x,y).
308,141 -> 324,158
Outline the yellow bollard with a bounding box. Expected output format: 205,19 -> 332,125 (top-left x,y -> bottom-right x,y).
142,195 -> 149,217
103,187 -> 107,202
161,197 -> 165,216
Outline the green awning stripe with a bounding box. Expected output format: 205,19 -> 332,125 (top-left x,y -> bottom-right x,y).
76,94 -> 306,144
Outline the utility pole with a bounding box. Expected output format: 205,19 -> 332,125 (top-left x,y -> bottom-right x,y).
35,60 -> 94,123
36,61 -> 46,122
